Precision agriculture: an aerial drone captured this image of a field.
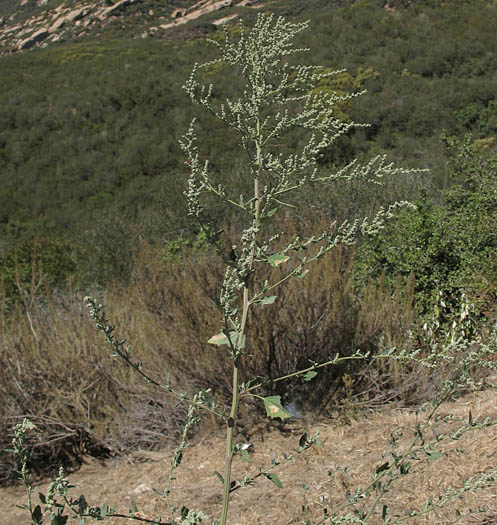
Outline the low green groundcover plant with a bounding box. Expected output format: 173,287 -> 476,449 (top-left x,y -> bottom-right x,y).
10,13 -> 497,525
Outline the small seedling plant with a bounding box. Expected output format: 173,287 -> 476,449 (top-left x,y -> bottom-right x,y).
10,13 -> 497,525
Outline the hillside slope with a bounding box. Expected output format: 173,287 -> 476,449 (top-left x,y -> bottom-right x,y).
0,0 -> 285,54
0,0 -> 496,255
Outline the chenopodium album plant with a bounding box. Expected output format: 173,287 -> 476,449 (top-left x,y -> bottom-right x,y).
13,12 -> 497,525
177,15 -> 416,523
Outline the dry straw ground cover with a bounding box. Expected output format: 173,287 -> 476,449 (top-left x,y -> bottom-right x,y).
2,386 -> 497,524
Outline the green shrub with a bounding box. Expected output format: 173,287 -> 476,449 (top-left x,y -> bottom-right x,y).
355,134 -> 497,319
0,237 -> 77,310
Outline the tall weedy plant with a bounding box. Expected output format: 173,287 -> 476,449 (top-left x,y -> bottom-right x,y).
172,13 -> 413,523
12,13 -> 497,525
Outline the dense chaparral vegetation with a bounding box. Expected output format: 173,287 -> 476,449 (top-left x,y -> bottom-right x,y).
1,0 -> 497,249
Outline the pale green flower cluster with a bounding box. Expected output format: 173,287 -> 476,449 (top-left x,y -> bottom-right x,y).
180,14 -> 423,366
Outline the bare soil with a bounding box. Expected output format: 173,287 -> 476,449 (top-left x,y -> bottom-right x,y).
2,388 -> 497,524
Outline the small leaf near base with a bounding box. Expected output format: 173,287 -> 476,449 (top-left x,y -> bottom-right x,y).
264,395 -> 291,420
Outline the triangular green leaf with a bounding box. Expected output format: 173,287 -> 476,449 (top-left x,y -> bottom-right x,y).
241,376 -> 268,391
263,396 -> 291,420
375,462 -> 390,475
259,296 -> 277,305
296,268 -> 309,279
33,505 -> 43,523
266,473 -> 283,488
77,495 -> 88,513
302,370 -> 317,382
214,471 -> 225,484
299,432 -> 309,448
427,450 -> 443,460
235,332 -> 246,349
208,331 -> 245,349
208,332 -> 229,346
267,253 -> 290,266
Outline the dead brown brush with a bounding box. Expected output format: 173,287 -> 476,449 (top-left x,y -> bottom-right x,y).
0,235 -> 441,486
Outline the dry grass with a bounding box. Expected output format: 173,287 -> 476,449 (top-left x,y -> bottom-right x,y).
0,228 -> 491,490
1,385 -> 496,524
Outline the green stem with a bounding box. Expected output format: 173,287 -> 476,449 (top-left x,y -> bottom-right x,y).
242,353 -> 368,394
24,478 -> 33,524
87,300 -> 225,421
220,120 -> 263,525
219,288 -> 247,525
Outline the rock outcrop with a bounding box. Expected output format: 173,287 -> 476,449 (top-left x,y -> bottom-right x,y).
0,0 -> 274,55
160,0 -> 234,30
99,0 -> 142,19
213,13 -> 239,25
171,9 -> 185,19
48,17 -> 65,33
65,8 -> 88,23
18,27 -> 48,49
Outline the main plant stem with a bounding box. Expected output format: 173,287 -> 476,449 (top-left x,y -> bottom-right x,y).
219,289 -> 246,525
220,128 -> 262,525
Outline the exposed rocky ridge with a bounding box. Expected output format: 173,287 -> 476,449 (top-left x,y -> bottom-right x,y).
0,0 -> 270,55
147,0 -> 265,35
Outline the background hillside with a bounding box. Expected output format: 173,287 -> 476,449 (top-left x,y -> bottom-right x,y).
1,0 -> 496,255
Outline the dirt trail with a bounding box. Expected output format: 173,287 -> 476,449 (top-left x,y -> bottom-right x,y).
2,388 -> 497,524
